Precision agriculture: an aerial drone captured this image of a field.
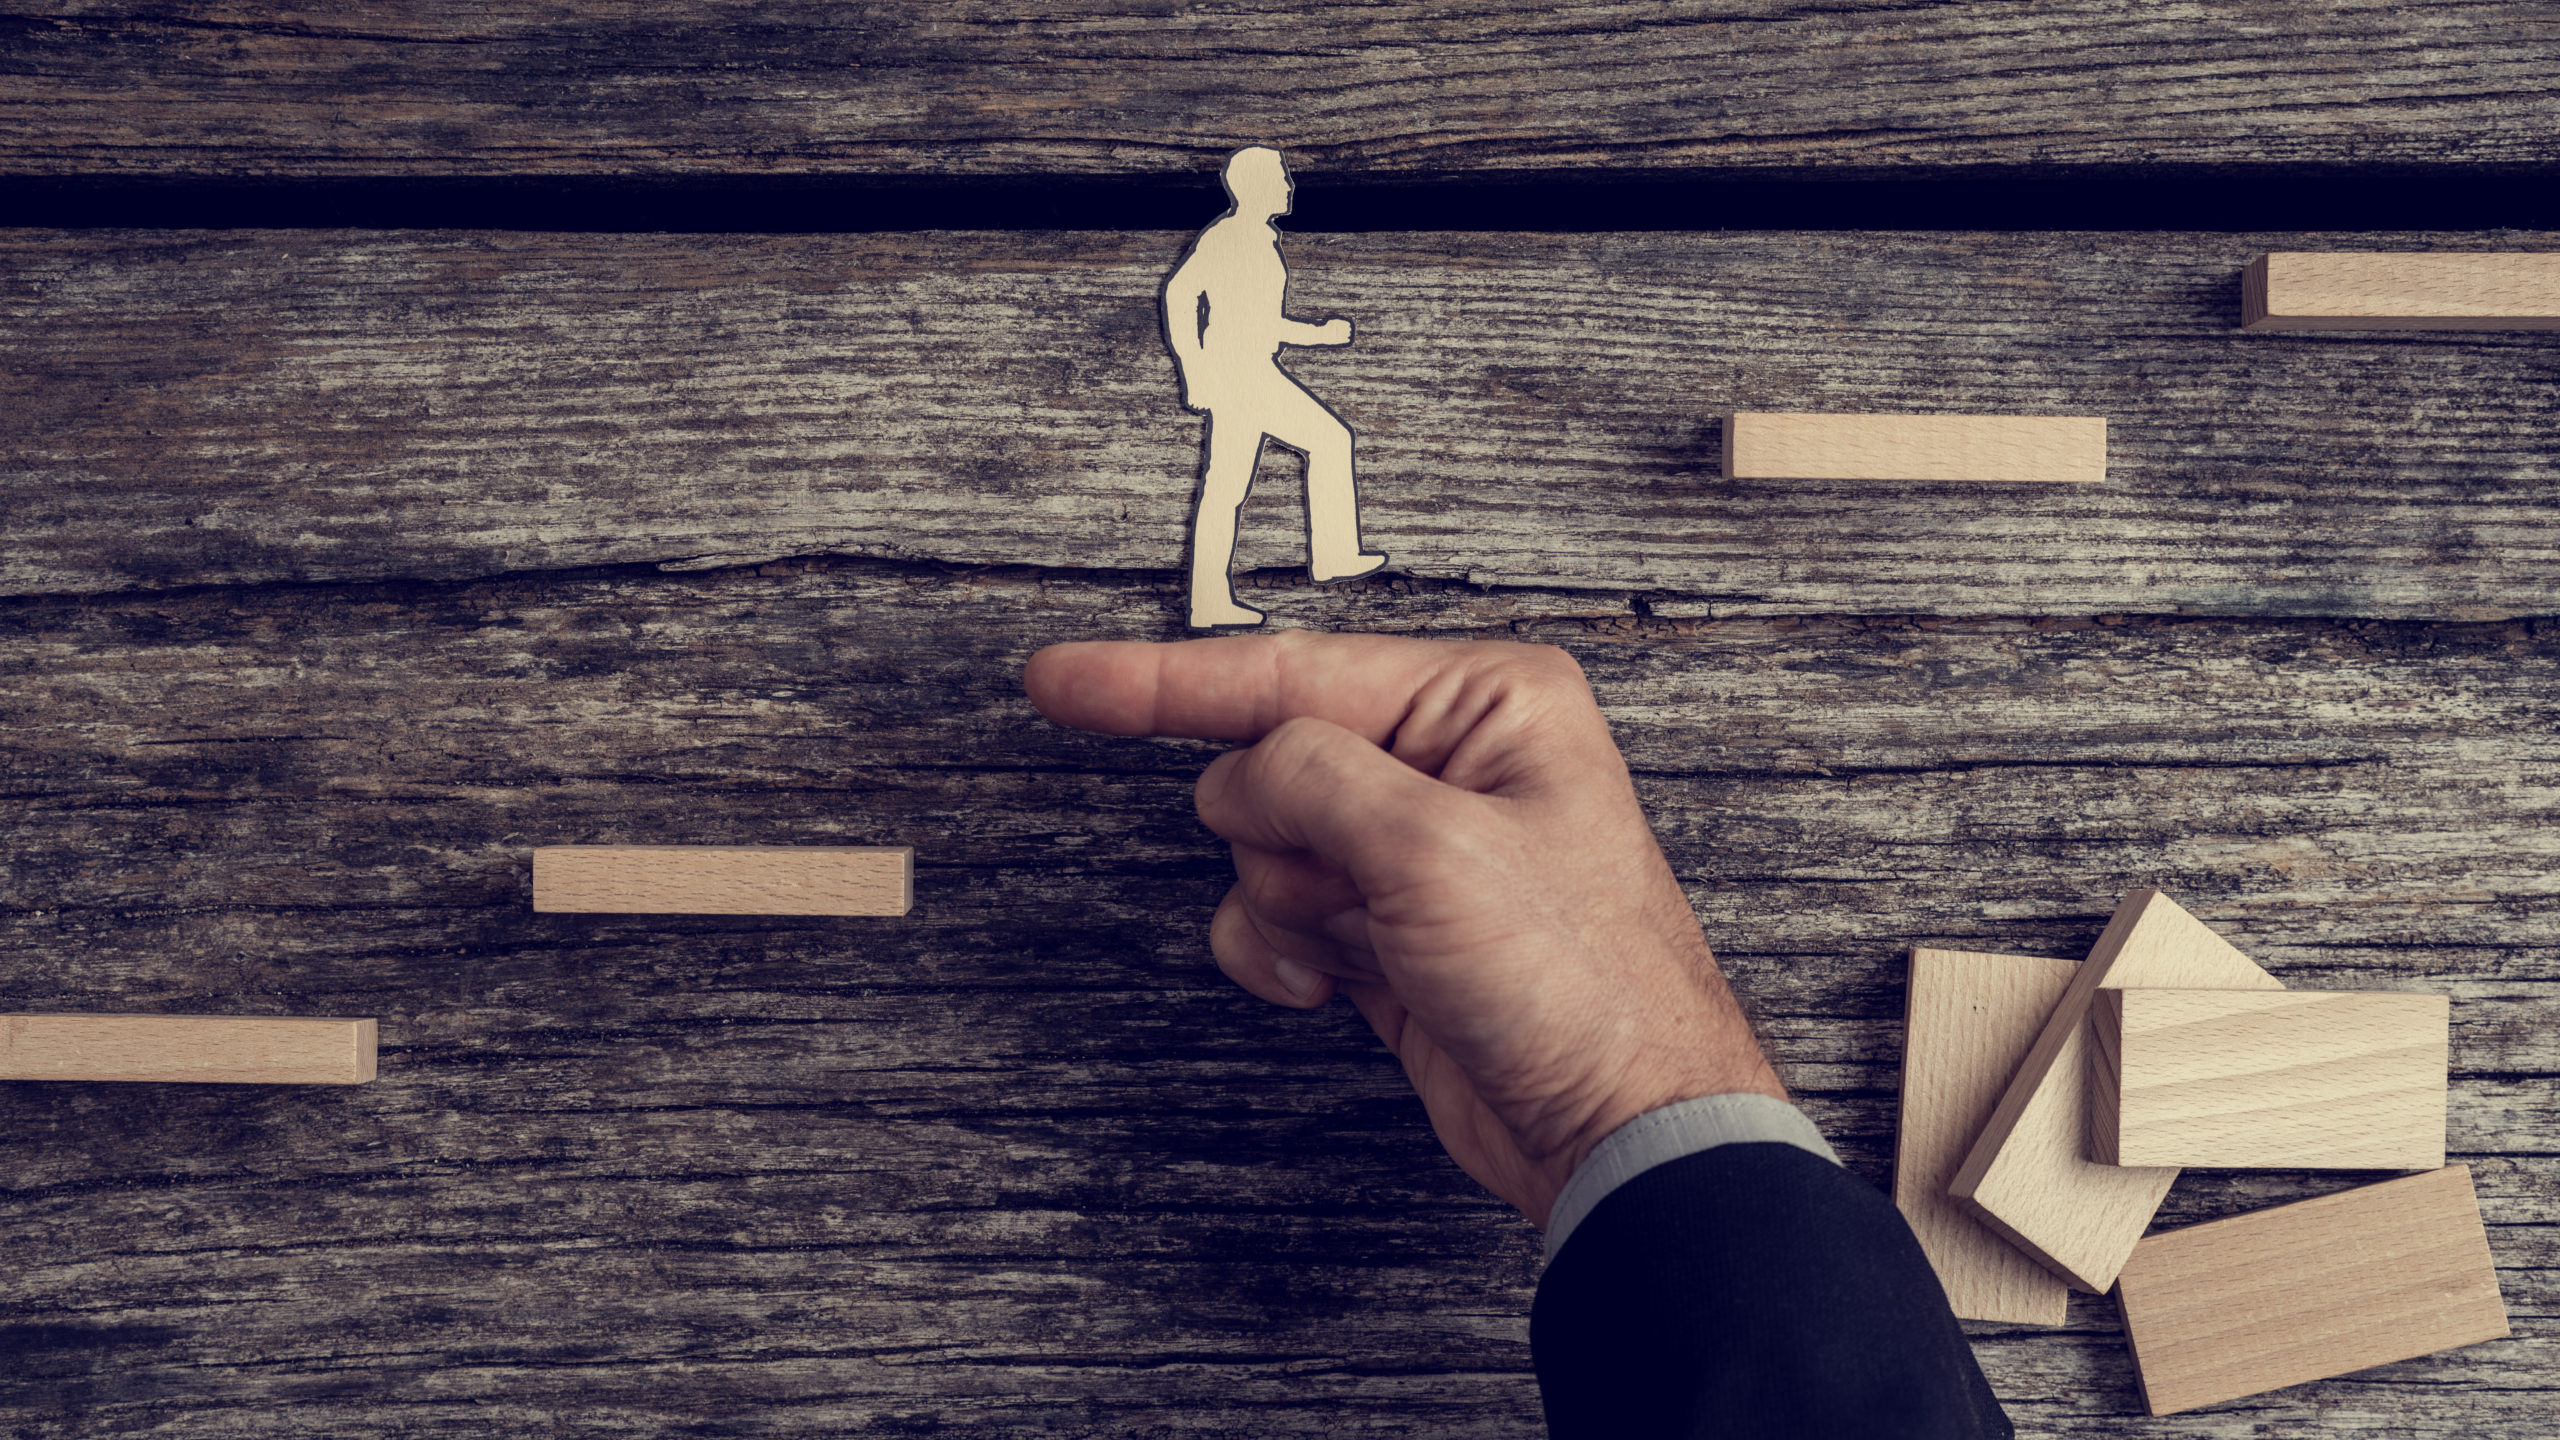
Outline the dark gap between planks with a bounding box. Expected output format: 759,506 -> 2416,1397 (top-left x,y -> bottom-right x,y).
9,169 -> 2560,233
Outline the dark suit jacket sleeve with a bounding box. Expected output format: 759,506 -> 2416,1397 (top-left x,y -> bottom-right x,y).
1531,1142 -> 2013,1440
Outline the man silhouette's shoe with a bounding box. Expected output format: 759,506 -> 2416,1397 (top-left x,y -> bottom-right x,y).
1310,552 -> 1390,585
1189,598 -> 1268,630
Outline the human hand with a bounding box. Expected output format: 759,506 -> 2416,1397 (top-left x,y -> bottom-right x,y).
1023,632 -> 1784,1229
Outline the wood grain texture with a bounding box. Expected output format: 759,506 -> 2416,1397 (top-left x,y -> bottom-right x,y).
2246,252 -> 2560,330
531,845 -> 913,916
1894,949 -> 2079,1326
1951,891 -> 2283,1293
2094,988 -> 2449,1170
9,228 -> 2560,617
1724,413 -> 2105,484
1,558 -> 2552,1435
4,3 -> 2558,178
0,1014 -> 375,1084
2115,1166 -> 2509,1416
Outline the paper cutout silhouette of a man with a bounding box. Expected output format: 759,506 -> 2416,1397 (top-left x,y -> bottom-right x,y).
1163,147 -> 1388,629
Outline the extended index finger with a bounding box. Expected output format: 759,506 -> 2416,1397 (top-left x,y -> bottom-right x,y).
1025,631 -> 1621,794
1023,632 -> 1447,744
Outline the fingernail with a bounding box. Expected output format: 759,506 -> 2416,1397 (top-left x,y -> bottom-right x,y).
1271,957 -> 1326,1005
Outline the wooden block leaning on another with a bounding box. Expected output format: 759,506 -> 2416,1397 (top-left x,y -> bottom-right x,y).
1,1014 -> 377,1084
1894,948 -> 2080,1326
1722,413 -> 2105,484
2116,1166 -> 2509,1415
2244,252 -> 2560,330
2093,988 -> 2449,1170
1949,889 -> 2281,1293
532,846 -> 913,916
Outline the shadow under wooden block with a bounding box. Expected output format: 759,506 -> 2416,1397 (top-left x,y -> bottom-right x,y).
0,1014 -> 377,1084
2243,252 -> 2560,330
531,846 -> 914,916
2093,988 -> 2449,1170
2115,1166 -> 2508,1416
1894,948 -> 2079,1326
1722,412 -> 2105,484
1949,889 -> 2281,1293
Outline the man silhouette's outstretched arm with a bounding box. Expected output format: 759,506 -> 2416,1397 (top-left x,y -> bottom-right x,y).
1281,315 -> 1353,347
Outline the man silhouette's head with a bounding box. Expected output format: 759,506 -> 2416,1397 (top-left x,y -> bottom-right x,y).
1223,147 -> 1294,220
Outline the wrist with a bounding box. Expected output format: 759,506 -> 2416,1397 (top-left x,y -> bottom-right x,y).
1539,1092 -> 1841,1258
1544,1059 -> 1787,1203
1531,978 -> 1788,1216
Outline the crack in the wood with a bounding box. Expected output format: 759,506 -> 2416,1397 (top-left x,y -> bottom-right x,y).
1626,754 -> 2392,779
10,551 -> 2557,634
27,15 -> 497,47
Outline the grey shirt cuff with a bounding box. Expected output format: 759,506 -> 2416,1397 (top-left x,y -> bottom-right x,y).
1542,1091 -> 1842,1263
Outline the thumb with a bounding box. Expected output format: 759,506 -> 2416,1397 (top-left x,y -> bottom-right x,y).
1194,715 -> 1471,888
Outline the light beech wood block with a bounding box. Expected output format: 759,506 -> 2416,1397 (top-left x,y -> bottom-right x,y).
1722,412 -> 2106,484
2115,1166 -> 2508,1415
0,1014 -> 377,1084
1949,889 -> 2281,1293
532,846 -> 913,916
2243,252 -> 2560,330
2094,988 -> 2449,1170
1894,948 -> 2081,1326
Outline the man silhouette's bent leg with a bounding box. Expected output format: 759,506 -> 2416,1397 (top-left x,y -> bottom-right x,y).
1263,378 -> 1386,583
1188,413 -> 1268,629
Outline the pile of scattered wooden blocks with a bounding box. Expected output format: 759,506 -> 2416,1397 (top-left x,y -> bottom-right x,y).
1895,889 -> 2508,1414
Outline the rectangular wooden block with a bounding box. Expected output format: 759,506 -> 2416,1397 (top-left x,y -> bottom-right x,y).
1949,889 -> 2282,1293
2094,988 -> 2449,1170
0,1014 -> 377,1084
2116,1166 -> 2508,1415
532,845 -> 913,916
2243,252 -> 2560,330
1894,948 -> 2081,1326
1722,412 -> 2106,484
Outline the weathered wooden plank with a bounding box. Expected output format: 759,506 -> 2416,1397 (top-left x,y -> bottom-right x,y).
7,228 -> 2560,618
1,560 -> 2552,1435
3,3 -> 2557,179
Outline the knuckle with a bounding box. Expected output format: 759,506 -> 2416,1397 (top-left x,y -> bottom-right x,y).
1258,714 -> 1348,773
1511,643 -> 1594,691
1399,785 -> 1482,843
1467,646 -> 1600,727
1459,641 -> 1589,695
1239,717 -> 1367,817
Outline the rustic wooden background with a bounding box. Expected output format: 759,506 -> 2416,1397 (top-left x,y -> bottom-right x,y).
3,6 -> 2554,1437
